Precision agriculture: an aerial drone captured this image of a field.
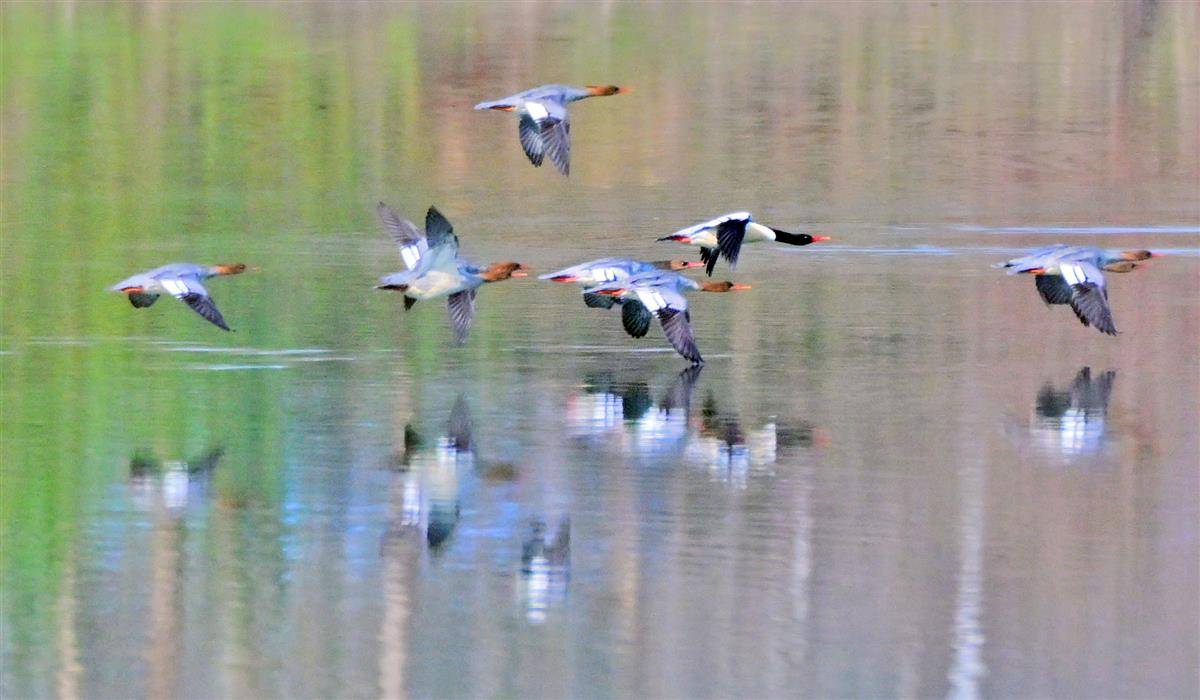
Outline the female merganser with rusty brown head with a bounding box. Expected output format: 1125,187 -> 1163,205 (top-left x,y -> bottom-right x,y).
374,202 -> 528,344
993,245 -> 1164,335
108,262 -> 253,331
583,270 -> 750,364
657,212 -> 830,275
474,84 -> 630,176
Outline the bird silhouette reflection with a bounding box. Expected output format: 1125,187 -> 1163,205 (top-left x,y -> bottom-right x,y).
128,448 -> 223,513
1031,367 -> 1117,456
567,366 -> 823,485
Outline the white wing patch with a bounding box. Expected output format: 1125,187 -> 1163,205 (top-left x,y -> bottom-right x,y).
596,267 -> 622,283
1060,263 -> 1087,286
161,279 -> 189,296
635,288 -> 669,312
400,245 -> 421,270
525,101 -> 549,121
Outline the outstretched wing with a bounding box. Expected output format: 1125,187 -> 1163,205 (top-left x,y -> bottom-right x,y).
715,218 -> 749,267
377,202 -> 429,271
161,277 -> 230,331
128,292 -> 160,308
424,206 -> 459,253
700,247 -> 720,277
1061,262 -> 1117,335
446,289 -> 477,345
518,114 -> 546,167
583,292 -> 617,309
1034,274 -> 1073,305
621,299 -> 653,338
658,309 -> 702,364
518,100 -> 570,176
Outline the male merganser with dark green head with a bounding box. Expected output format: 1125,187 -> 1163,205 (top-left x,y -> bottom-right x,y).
474,83 -> 630,176
657,212 -> 830,275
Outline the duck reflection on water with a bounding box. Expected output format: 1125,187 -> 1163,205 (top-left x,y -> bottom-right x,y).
519,515 -> 570,624
128,448 -> 223,514
1030,367 -> 1117,457
567,366 -> 825,485
384,396 -> 478,551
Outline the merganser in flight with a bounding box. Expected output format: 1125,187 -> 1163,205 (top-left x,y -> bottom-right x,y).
474,84 -> 629,176
657,212 -> 829,275
108,262 -> 252,331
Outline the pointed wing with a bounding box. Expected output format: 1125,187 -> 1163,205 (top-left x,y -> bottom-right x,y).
715,218 -> 749,267
700,247 -> 720,277
583,292 -> 617,309
424,206 -> 459,253
159,277 -> 230,330
543,118 -> 570,176
621,299 -> 653,338
1035,274 -> 1073,305
658,308 -> 702,364
446,289 -> 477,345
518,100 -> 570,175
128,292 -> 160,308
518,114 -> 546,167
1061,262 -> 1117,335
377,202 -> 430,272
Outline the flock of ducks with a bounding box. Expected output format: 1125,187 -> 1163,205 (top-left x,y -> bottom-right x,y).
109,83 -> 1164,362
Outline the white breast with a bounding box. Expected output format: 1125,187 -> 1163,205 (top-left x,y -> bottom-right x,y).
407,270 -> 464,300
745,222 -> 776,243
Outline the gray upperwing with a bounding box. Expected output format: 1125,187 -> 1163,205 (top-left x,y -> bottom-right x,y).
377,202 -> 429,271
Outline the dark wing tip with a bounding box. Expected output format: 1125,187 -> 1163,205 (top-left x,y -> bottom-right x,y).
181,292 -> 231,331
658,308 -> 703,364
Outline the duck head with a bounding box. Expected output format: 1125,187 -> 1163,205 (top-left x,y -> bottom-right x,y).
771,229 -> 831,246
585,85 -> 630,97
700,281 -> 752,293
1117,250 -> 1161,261
1101,261 -> 1139,273
213,263 -> 257,275
480,262 -> 530,282
654,259 -> 707,271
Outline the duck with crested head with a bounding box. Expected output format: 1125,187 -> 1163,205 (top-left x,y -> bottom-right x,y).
474,83 -> 630,176
108,262 -> 255,331
993,245 -> 1164,335
583,270 -> 751,365
373,203 -> 528,344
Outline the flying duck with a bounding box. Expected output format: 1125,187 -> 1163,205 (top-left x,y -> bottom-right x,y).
657,212 -> 830,275
540,257 -> 704,308
474,84 -> 629,176
108,263 -> 251,331
584,270 -> 750,364
994,246 -> 1160,335
374,203 -> 528,344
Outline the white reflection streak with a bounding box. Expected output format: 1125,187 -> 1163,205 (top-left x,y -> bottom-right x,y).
948,457 -> 986,699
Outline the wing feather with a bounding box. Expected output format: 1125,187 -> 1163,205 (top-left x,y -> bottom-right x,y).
446,289 -> 477,345
658,308 -> 703,364
621,299 -> 653,338
1035,274 -> 1073,305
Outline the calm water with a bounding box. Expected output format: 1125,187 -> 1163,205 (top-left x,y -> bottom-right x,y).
2,2 -> 1199,698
